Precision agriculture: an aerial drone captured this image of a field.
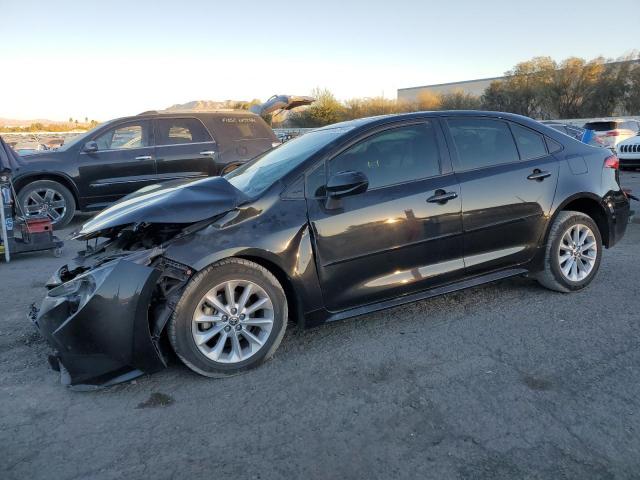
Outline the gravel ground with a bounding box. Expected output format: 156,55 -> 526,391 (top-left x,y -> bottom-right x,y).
1,172 -> 639,480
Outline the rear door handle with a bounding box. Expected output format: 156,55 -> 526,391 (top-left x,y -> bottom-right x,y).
200,151 -> 216,157
427,190 -> 458,204
135,155 -> 153,161
527,169 -> 551,181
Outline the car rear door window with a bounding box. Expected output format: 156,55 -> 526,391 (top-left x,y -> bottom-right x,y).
447,118 -> 519,170
328,122 -> 441,189
510,124 -> 547,160
211,115 -> 273,140
155,118 -> 213,145
95,122 -> 151,150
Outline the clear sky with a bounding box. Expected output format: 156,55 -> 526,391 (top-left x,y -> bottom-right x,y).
1,0 -> 638,121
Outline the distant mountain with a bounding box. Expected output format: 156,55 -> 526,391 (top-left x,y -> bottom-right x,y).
0,117 -> 66,127
165,100 -> 251,112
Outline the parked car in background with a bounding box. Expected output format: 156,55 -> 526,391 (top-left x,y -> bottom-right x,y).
539,121 -> 605,148
583,119 -> 640,151
539,121 -> 584,140
13,111 -> 280,227
617,133 -> 640,170
33,111 -> 630,387
14,141 -> 49,155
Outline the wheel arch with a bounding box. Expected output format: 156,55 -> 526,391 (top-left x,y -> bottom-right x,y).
172,247 -> 304,326
546,193 -> 610,247
234,254 -> 302,326
13,173 -> 80,209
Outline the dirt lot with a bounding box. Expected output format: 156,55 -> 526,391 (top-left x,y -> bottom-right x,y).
1,172 -> 639,480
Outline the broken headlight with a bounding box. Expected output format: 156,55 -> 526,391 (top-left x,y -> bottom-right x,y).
47,261 -> 115,312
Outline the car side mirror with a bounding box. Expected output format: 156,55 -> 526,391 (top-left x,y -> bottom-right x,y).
83,141 -> 98,153
326,170 -> 369,199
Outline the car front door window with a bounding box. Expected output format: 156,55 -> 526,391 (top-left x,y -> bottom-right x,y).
328,123 -> 441,188
95,123 -> 150,151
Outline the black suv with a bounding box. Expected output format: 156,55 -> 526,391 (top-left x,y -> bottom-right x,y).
14,111 -> 279,226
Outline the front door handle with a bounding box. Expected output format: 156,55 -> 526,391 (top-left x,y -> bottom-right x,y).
135,155 -> 153,161
427,189 -> 458,204
527,169 -> 551,181
200,151 -> 216,157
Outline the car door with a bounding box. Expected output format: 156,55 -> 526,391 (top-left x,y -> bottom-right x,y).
154,117 -> 219,181
443,117 -> 559,274
78,120 -> 156,207
306,120 -> 464,312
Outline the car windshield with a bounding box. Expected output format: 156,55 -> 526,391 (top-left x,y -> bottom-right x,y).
224,126 -> 352,197
56,123 -> 105,151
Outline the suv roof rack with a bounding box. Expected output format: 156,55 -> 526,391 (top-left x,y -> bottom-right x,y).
137,110 -> 158,116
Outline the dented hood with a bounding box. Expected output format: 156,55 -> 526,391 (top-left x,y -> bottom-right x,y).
75,176 -> 248,238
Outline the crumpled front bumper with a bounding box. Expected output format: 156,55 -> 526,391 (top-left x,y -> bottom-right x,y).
31,259 -> 165,389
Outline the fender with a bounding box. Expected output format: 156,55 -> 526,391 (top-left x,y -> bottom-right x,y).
13,171 -> 81,207
529,191 -> 613,272
163,222 -> 325,327
545,192 -> 611,244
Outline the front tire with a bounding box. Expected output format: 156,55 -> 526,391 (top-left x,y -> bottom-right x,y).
535,211 -> 602,293
168,258 -> 288,378
17,179 -> 76,228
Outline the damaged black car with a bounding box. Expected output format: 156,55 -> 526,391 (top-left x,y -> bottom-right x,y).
32,111 -> 630,388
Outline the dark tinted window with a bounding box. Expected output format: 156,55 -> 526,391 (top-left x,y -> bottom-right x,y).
328,122 -> 441,189
448,118 -> 519,170
546,137 -> 563,153
95,122 -> 150,150
584,121 -> 618,131
511,124 -> 547,160
155,118 -> 212,145
210,115 -> 273,140
306,161 -> 326,198
225,126 -> 350,198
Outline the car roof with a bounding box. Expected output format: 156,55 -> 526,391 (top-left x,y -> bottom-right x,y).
315,110 -> 545,134
103,110 -> 262,125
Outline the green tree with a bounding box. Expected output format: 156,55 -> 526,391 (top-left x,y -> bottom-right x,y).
502,57 -> 556,117
440,89 -> 481,110
547,57 -> 604,118
481,81 -> 510,111
415,91 -> 443,111
288,88 -> 344,127
582,57 -> 632,117
624,61 -> 640,115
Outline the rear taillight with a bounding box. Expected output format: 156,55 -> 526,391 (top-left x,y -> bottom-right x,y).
604,155 -> 619,169
606,130 -> 620,137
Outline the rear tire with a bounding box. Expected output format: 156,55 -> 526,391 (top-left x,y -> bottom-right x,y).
168,258 -> 288,378
535,211 -> 602,293
17,179 -> 76,228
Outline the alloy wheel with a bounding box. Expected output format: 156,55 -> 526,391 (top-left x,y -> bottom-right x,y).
557,223 -> 597,282
22,188 -> 67,224
191,280 -> 274,364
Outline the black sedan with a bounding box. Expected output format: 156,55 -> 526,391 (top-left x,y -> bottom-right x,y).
32,111 -> 630,388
